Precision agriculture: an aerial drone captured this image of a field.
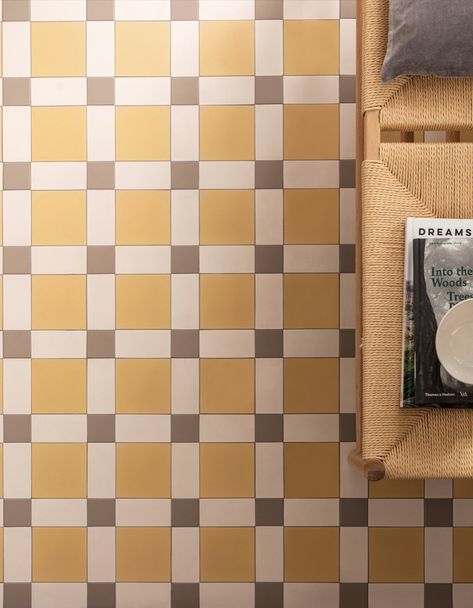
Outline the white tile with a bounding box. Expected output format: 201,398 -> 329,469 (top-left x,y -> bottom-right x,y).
115,330 -> 170,358
31,0 -> 86,20
115,246 -> 170,274
116,499 -> 171,527
31,162 -> 87,190
368,499 -> 424,527
284,414 -> 339,442
32,584 -> 87,608
171,359 -> 199,414
171,275 -> 199,329
340,103 -> 356,159
200,584 -> 254,608
255,105 -> 283,160
32,331 -> 86,358
4,528 -> 31,582
340,528 -> 368,582
285,499 -> 340,526
87,106 -> 115,161
87,22 -> 115,77
284,584 -> 339,608
340,357 -> 356,413
284,329 -> 339,357
87,359 -> 115,414
88,527 -> 115,582
31,78 -> 87,106
340,273 -> 356,329
200,499 -> 255,527
256,443 -> 283,498
369,585 -> 424,608
339,188 -> 356,244
200,415 -> 254,442
88,443 -> 115,498
115,77 -> 170,105
284,161 -> 339,188
199,0 -> 255,19
340,443 -> 368,498
3,444 -> 31,498
200,330 -> 255,358
32,499 -> 87,527
340,19 -> 356,75
172,528 -> 199,582
116,584 -> 170,608
3,107 -> 31,162
87,190 -> 115,246
200,246 -> 254,274
171,190 -> 199,245
256,527 -> 283,582
171,21 -> 199,77
3,275 -> 31,330
32,415 -> 87,443
115,0 -> 170,20
32,246 -> 87,274
284,0 -> 340,18
172,443 -> 199,498
87,274 -> 115,329
256,359 -> 283,413
3,191 -> 31,246
256,274 -> 283,329
256,21 -> 283,75
3,23 -> 30,77
171,106 -> 199,161
116,415 -> 170,443
199,162 -> 254,189
199,77 -> 254,105
284,76 -> 339,104
284,245 -> 339,273
115,162 -> 170,189
256,190 -> 283,245
3,360 -> 31,414
425,528 -> 452,583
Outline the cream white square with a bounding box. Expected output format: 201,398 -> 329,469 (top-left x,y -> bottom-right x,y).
171,106 -> 199,161
340,103 -> 356,159
87,106 -> 115,161
31,162 -> 87,190
3,191 -> 31,246
3,444 -> 31,498
256,105 -> 283,160
284,245 -> 339,273
256,527 -> 283,582
256,21 -> 283,75
31,0 -> 86,20
87,190 -> 115,246
284,0 -> 340,18
115,330 -> 170,358
172,529 -> 199,582
116,584 -> 170,608
284,161 -> 339,188
171,359 -> 199,414
31,78 -> 87,106
256,358 -> 283,413
199,0 -> 254,19
171,274 -> 199,329
200,330 -> 255,358
115,162 -> 170,189
87,359 -> 115,414
171,190 -> 199,245
200,584 -> 254,608
199,162 -> 254,189
32,585 -> 87,608
32,331 -> 87,358
171,21 -> 199,77
115,246 -> 171,274
115,415 -> 170,443
256,190 -> 283,245
172,443 -> 199,498
340,19 -> 356,74
200,415 -> 254,442
32,246 -> 87,275
3,107 -> 31,162
200,246 -> 254,274
87,22 -> 115,77
32,499 -> 87,527
115,77 -> 170,105
199,77 -> 254,105
3,359 -> 31,414
88,443 -> 115,498
256,274 -> 283,329
115,0 -> 170,20
284,329 -> 339,358
284,414 -> 339,442
116,499 -> 170,527
256,443 -> 283,497
32,415 -> 87,443
3,275 -> 31,330
200,499 -> 255,527
88,528 -> 115,582
340,189 -> 356,244
3,23 -> 31,77
284,76 -> 339,104
4,528 -> 31,582
87,274 -> 115,329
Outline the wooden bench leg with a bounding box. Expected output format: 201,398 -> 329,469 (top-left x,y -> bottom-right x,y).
348,449 -> 385,481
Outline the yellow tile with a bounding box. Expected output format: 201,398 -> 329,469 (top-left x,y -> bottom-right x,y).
284,442 -> 339,498
32,22 -> 86,77
116,22 -> 170,76
284,359 -> 339,413
116,359 -> 170,414
32,359 -> 86,414
454,528 -> 473,582
284,20 -> 339,75
369,479 -> 424,498
284,189 -> 339,244
369,528 -> 424,582
116,106 -> 170,161
32,275 -> 86,330
116,443 -> 171,498
201,528 -> 254,582
32,444 -> 86,498
200,443 -> 254,498
116,190 -> 170,245
33,528 -> 86,582
200,106 -> 254,161
116,528 -> 171,582
200,21 -> 254,76
32,107 -> 86,161
200,274 -> 254,329
116,275 -> 170,329
284,274 -> 339,329
200,359 -> 254,414
200,190 -> 254,245
32,191 -> 86,246
284,105 -> 339,160
454,479 -> 473,498
285,527 -> 339,582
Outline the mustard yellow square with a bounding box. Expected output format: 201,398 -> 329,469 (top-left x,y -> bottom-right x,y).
284,20 -> 339,75
116,106 -> 170,161
284,189 -> 339,244
32,359 -> 86,414
284,442 -> 339,498
200,359 -> 254,414
33,528 -> 87,582
200,106 -> 254,161
200,190 -> 254,245
285,527 -> 339,582
116,190 -> 170,245
32,22 -> 86,77
200,274 -> 254,329
284,105 -> 339,160
32,191 -> 86,246
454,528 -> 473,582
116,359 -> 170,414
284,274 -> 339,329
200,21 -> 254,76
32,107 -> 86,161
32,443 -> 86,498
284,359 -> 339,413
116,443 -> 171,498
32,275 -> 86,330
116,22 -> 170,77
116,528 -> 171,582
200,443 -> 254,498
369,528 -> 424,582
201,528 -> 254,582
116,275 -> 170,329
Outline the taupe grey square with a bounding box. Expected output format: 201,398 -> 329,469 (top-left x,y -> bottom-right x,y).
4,415 -> 31,443
87,330 -> 115,358
3,0 -> 30,20
3,78 -> 31,106
3,246 -> 31,274
171,414 -> 199,442
255,414 -> 283,442
87,77 -> 115,105
255,498 -> 284,526
86,0 -> 114,20
171,0 -> 199,20
87,162 -> 115,189
3,163 -> 31,190
171,162 -> 199,189
340,584 -> 368,608
340,244 -> 355,273
340,159 -> 356,188
340,75 -> 356,103
255,161 -> 283,189
87,499 -> 116,527
171,77 -> 199,105
424,499 -> 453,527
255,76 -> 283,104
3,331 -> 31,359
171,583 -> 200,608
87,246 -> 115,274
171,330 -> 199,358
255,329 -> 283,358
87,583 -> 116,608
171,498 -> 200,527
339,498 -> 368,527
255,245 -> 283,273
4,499 -> 32,527
340,328 -> 355,358
255,583 -> 283,608
340,0 -> 357,18
339,413 -> 356,442
88,414 -> 115,443
424,584 -> 452,608
171,246 -> 199,273
255,0 -> 283,19
3,583 -> 32,608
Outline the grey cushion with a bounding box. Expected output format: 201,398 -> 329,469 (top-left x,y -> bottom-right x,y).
381,0 -> 473,82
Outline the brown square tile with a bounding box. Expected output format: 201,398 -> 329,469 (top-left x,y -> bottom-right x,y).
3,0 -> 30,20
340,583 -> 368,608
171,0 -> 198,20
255,161 -> 283,189
255,583 -> 283,608
171,161 -> 199,189
201,527 -> 255,582
171,77 -> 199,105
340,0 -> 356,18
87,330 -> 115,358
425,499 -> 453,527
87,246 -> 115,274
171,499 -> 199,527
87,414 -> 115,443
3,246 -> 31,274
340,75 -> 356,103
285,527 -> 339,582
87,77 -> 115,105
284,104 -> 339,160
424,584 -> 452,608
284,274 -> 339,329
340,244 -> 355,273
454,479 -> 473,497
86,0 -> 114,20
340,329 -> 355,357
4,499 -> 31,527
87,499 -> 116,527
3,78 -> 31,106
284,442 -> 339,497
284,189 -> 339,245
369,527 -> 424,582
4,415 -> 31,443
171,583 -> 200,608
255,414 -> 283,442
284,358 -> 339,413
340,159 -> 356,188
255,76 -> 283,104
454,528 -> 473,581
255,329 -> 283,358
3,330 -> 31,358
339,413 -> 356,442
3,163 -> 31,190
255,498 -> 283,526
3,583 -> 32,608
87,161 -> 115,189
339,498 -> 368,527
171,246 -> 199,273
171,330 -> 199,358
255,0 -> 283,19
171,414 -> 199,443
255,245 -> 283,273
87,583 -> 116,608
